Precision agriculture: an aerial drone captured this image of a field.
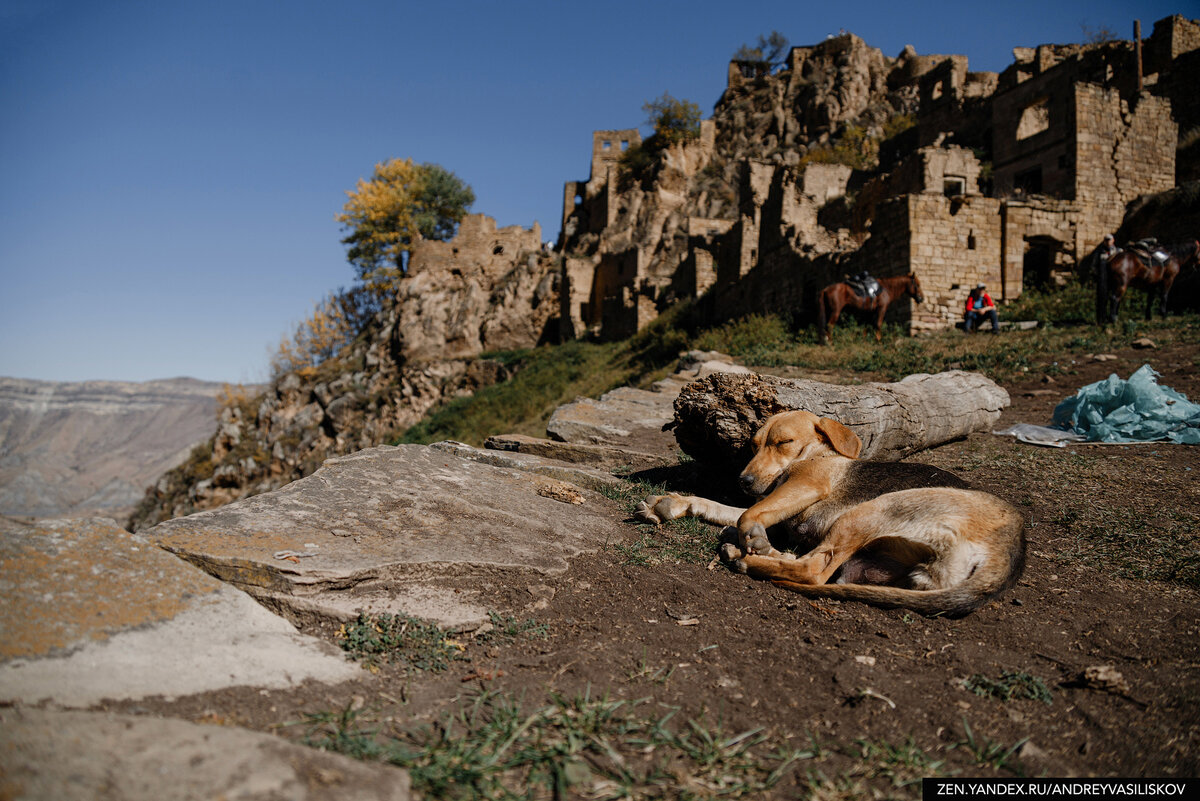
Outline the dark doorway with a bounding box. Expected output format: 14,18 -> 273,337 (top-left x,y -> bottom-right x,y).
1023,237 -> 1054,289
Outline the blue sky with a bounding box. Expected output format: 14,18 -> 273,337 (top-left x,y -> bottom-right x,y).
0,0 -> 1186,383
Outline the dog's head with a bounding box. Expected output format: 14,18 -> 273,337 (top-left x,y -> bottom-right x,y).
738,410 -> 862,496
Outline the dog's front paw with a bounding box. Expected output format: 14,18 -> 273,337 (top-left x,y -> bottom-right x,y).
739,521 -> 774,555
634,494 -> 686,525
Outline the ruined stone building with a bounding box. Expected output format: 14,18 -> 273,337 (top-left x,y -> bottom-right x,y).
558,15 -> 1198,337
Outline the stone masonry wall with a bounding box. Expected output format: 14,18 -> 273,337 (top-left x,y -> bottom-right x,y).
1000,200 -> 1078,294
903,194 -> 1003,330
1074,85 -> 1176,245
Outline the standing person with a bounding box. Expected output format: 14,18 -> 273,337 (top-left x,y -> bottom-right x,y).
963,283 -> 999,334
1083,234 -> 1118,282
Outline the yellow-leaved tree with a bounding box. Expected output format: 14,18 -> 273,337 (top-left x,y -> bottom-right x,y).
269,287 -> 380,378
335,158 -> 474,285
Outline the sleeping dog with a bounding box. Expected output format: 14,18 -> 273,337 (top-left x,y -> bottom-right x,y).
635,410 -> 1026,617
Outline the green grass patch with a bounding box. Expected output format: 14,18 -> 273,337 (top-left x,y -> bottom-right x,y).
298,690 -> 808,800
394,304 -> 694,446
951,718 -> 1028,775
1052,505 -> 1200,589
338,613 -> 467,672
477,611 -> 550,644
963,671 -> 1053,705
597,476 -> 725,566
338,611 -> 550,672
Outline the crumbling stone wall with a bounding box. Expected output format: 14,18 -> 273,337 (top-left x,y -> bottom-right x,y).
1002,200 -> 1079,290
1074,86 -> 1176,243
560,129 -> 641,241
1145,15 -> 1200,75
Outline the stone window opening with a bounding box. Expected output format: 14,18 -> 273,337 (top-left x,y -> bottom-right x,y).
967,234 -> 977,250
1014,166 -> 1043,195
943,176 -> 966,197
574,194 -> 582,206
602,140 -> 612,151
931,80 -> 944,100
620,140 -> 630,151
493,245 -> 504,255
1016,97 -> 1050,140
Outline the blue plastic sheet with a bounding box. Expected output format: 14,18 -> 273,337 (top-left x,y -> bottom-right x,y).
1052,364 -> 1200,444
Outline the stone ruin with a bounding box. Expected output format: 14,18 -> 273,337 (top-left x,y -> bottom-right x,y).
557,15 -> 1198,337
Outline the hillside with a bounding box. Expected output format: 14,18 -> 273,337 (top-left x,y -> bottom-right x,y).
0,377 -> 226,522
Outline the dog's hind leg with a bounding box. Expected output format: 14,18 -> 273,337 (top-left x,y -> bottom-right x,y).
635,494 -> 745,527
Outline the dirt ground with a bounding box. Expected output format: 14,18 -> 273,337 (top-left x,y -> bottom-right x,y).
108,340 -> 1200,796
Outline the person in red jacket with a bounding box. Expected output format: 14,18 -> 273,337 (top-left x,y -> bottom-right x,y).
963,283 -> 999,334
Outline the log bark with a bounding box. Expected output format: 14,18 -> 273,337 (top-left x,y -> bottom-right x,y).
673,370 -> 1009,467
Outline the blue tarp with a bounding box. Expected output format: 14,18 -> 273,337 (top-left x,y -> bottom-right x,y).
1052,364 -> 1200,444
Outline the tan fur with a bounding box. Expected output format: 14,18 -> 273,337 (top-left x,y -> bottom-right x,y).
635,410 -> 1026,617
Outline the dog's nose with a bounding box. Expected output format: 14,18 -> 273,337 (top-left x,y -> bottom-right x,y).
738,473 -> 755,492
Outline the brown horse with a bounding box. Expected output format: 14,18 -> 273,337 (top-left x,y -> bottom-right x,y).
818,273 -> 925,344
1096,239 -> 1200,324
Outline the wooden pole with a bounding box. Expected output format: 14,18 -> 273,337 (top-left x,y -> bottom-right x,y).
1134,20 -> 1143,95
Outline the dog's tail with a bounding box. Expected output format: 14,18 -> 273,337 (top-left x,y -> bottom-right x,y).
772,519 -> 1027,618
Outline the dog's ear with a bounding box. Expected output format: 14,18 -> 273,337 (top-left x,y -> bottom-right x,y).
815,417 -> 862,458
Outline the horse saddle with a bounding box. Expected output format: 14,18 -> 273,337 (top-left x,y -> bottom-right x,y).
847,274 -> 881,299
1126,239 -> 1169,266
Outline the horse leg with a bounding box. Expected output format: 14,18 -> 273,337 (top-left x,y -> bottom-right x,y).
1109,286 -> 1124,324
1159,276 -> 1175,318
874,306 -> 885,341
826,305 -> 841,341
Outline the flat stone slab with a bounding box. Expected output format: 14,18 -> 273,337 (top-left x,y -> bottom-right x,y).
0,517 -> 358,707
484,433 -> 675,472
547,357 -> 750,447
429,439 -> 624,489
0,706 -> 410,801
145,445 -> 631,628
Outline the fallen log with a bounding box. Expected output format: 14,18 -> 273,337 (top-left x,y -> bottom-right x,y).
672,370 -> 1009,466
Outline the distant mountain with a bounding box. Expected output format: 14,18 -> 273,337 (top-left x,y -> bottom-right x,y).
0,377 -> 231,525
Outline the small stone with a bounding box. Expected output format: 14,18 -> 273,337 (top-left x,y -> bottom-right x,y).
1132,337 -> 1156,349
1081,664 -> 1131,694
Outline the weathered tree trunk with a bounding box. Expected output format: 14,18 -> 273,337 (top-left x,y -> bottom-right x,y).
673,370 -> 1009,467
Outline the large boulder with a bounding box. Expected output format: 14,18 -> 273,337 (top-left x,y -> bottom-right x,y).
145,444 -> 631,628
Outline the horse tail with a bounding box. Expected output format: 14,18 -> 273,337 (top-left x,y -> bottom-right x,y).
1096,251 -> 1110,325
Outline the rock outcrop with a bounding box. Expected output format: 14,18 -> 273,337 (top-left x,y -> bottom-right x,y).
129,215 -> 560,532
